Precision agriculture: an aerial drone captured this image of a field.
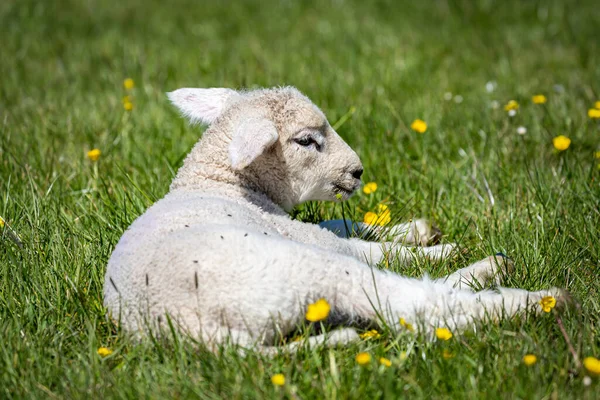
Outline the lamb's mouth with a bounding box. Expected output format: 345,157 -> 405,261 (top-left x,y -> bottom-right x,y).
332,183 -> 355,197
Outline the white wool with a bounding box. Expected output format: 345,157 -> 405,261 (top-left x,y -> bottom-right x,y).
104,86 -> 565,350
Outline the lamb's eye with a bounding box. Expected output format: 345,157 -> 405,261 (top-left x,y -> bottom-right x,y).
294,137 -> 315,147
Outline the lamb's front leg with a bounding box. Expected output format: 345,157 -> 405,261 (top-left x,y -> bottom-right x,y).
319,218 -> 442,246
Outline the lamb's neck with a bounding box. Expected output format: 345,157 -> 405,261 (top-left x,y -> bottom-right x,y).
171,160 -> 291,215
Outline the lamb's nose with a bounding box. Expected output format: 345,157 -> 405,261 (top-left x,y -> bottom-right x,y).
351,168 -> 363,180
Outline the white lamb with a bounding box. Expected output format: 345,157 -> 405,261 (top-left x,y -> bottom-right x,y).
104,86 -> 565,351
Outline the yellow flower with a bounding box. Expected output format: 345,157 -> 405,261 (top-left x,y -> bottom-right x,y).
122,95 -> 131,104
539,296 -> 556,313
0,217 -> 4,228
355,352 -> 371,365
123,78 -> 134,90
442,349 -> 455,360
363,212 -> 378,225
410,119 -> 427,134
399,351 -> 408,361
399,318 -> 414,332
359,330 -> 381,340
435,327 -> 453,341
379,357 -> 392,367
523,354 -> 537,366
595,101 -> 600,110
532,95 -> 547,104
583,356 -> 600,375
305,298 -> 330,322
589,109 -> 600,119
271,374 -> 285,386
335,193 -> 343,200
504,100 -> 519,111
363,205 -> 391,226
552,135 -> 571,151
124,101 -> 134,111
87,149 -> 101,161
594,151 -> 600,159
97,347 -> 113,357
363,182 -> 378,194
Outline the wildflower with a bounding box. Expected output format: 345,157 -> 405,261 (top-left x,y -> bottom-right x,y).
594,151 -> 600,159
517,126 -> 527,135
435,327 -> 453,341
97,347 -> 113,357
583,356 -> 600,375
442,349 -> 455,359
379,357 -> 392,367
363,204 -> 391,226
363,182 -> 378,194
305,298 -> 330,322
532,95 -> 547,104
523,354 -> 537,366
410,119 -> 427,134
485,81 -> 497,93
553,135 -> 571,151
122,95 -> 131,104
443,92 -> 453,101
583,376 -> 592,386
399,318 -> 414,332
399,351 -> 408,361
595,101 -> 600,110
453,95 -> 464,104
335,193 -> 343,200
271,374 -> 285,386
87,149 -> 101,161
504,100 -> 519,111
123,78 -> 134,90
364,212 -> 378,225
589,109 -> 600,119
356,352 -> 371,365
124,101 -> 134,111
0,216 -> 4,228
508,109 -> 517,117
539,296 -> 556,313
359,330 -> 381,340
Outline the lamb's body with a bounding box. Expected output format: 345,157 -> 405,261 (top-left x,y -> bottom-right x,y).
104,86 -> 564,349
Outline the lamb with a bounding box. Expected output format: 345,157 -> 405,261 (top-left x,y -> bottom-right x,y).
103,86 -> 565,351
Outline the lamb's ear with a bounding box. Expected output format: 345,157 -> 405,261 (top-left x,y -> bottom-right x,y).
229,118 -> 279,170
167,88 -> 239,125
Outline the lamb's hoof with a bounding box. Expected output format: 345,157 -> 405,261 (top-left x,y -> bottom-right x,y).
401,219 -> 442,247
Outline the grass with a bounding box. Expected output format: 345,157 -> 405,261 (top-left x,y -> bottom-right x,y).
1,0 -> 600,397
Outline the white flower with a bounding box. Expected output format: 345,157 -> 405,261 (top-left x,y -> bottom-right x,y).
517,126 -> 527,135
485,81 -> 497,93
454,95 -> 463,103
583,376 -> 592,387
490,100 -> 499,109
508,109 -> 517,117
443,92 -> 453,101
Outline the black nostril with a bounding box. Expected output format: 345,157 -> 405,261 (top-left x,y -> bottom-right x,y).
352,169 -> 363,180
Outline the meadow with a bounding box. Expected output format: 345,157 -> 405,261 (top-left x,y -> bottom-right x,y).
1,0 -> 600,398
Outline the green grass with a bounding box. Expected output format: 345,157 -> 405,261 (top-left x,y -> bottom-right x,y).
1,0 -> 600,397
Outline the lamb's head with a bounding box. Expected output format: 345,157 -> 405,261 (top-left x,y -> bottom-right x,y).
168,86 -> 363,210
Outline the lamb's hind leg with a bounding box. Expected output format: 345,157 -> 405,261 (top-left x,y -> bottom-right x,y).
257,328 -> 360,356
437,254 -> 515,290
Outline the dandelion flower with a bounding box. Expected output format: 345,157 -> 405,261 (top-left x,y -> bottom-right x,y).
124,101 -> 134,111
359,330 -> 381,340
305,298 -> 330,322
435,327 -> 453,341
271,374 -> 285,386
594,151 -> 600,159
589,109 -> 600,119
539,296 -> 556,313
532,95 -> 547,104
87,149 -> 101,161
517,126 -> 527,135
410,119 -> 427,134
364,205 -> 391,226
595,101 -> 600,110
379,357 -> 392,367
123,78 -> 134,90
442,349 -> 455,360
363,182 -> 378,194
583,376 -> 592,386
504,100 -> 519,111
553,135 -> 571,151
364,212 -> 378,225
508,109 -> 517,117
97,347 -> 113,357
356,352 -> 371,365
0,217 -> 4,228
523,354 -> 537,366
399,318 -> 414,332
583,356 -> 600,375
